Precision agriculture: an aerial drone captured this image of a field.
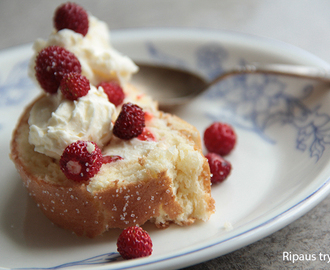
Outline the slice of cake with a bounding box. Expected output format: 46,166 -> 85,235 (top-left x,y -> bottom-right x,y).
10,2 -> 215,238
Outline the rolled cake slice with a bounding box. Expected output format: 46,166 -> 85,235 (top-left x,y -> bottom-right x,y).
10,2 -> 215,238
10,85 -> 215,238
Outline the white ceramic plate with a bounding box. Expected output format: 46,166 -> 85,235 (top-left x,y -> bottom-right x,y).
2,28 -> 330,270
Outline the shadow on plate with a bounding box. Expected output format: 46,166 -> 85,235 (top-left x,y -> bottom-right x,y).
1,173 -> 125,250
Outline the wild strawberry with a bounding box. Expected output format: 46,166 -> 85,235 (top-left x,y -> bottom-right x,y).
117,226 -> 153,260
204,122 -> 236,156
144,111 -> 153,122
98,81 -> 125,106
113,103 -> 145,140
60,72 -> 90,100
60,141 -> 102,182
54,2 -> 89,36
35,45 -> 81,94
205,153 -> 232,184
137,128 -> 155,141
102,155 -> 123,164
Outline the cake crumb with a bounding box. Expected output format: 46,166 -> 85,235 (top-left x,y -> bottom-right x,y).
224,221 -> 233,231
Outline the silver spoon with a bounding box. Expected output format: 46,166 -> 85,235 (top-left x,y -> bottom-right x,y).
131,62 -> 330,109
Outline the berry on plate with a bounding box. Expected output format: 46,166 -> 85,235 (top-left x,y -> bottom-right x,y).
60,72 -> 90,100
204,122 -> 236,156
35,45 -> 82,94
113,103 -> 145,140
98,81 -> 125,106
117,226 -> 153,260
60,141 -> 103,182
205,153 -> 232,184
54,2 -> 89,36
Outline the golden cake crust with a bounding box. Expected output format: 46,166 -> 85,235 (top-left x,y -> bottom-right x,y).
10,93 -> 214,238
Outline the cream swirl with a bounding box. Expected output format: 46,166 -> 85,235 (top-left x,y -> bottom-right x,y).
28,86 -> 115,159
28,15 -> 138,86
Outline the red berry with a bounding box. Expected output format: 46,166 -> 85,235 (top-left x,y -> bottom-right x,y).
117,226 -> 153,260
205,153 -> 232,184
98,81 -> 125,106
60,72 -> 90,100
54,2 -> 89,36
60,141 -> 102,182
102,155 -> 123,164
113,103 -> 145,140
204,122 -> 236,156
35,46 -> 82,94
137,128 -> 155,141
144,111 -> 153,122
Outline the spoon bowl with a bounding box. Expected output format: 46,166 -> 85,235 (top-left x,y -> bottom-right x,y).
131,63 -> 207,108
132,62 -> 330,110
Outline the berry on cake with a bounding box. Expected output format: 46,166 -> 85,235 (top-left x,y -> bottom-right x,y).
10,2 -> 215,238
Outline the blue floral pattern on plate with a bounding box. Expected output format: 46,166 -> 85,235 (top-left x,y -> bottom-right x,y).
0,58 -> 34,107
204,74 -> 330,161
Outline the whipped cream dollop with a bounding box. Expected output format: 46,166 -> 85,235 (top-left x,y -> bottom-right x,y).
27,13 -> 140,160
28,15 -> 138,86
28,86 -> 115,159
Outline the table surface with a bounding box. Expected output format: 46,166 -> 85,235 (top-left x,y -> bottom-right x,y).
2,1 -> 330,269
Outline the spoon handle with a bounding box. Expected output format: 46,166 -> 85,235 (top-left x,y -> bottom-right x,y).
209,63 -> 330,86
